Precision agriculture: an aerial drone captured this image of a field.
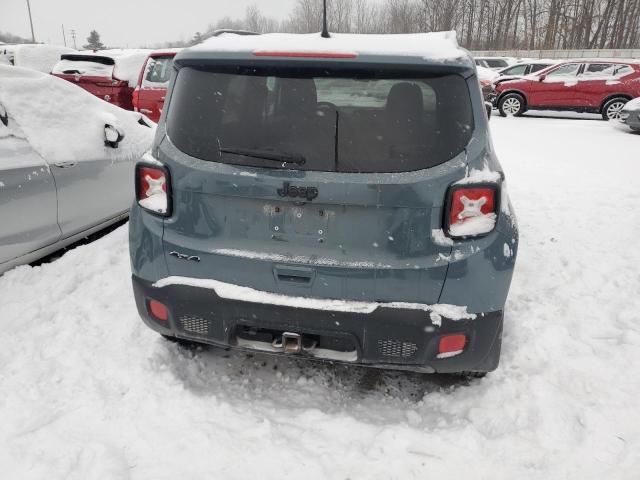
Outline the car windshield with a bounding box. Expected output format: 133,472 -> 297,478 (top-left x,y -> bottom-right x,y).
166,66 -> 473,173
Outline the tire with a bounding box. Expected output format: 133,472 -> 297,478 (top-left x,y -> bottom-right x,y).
498,93 -> 526,117
454,371 -> 487,379
602,97 -> 628,121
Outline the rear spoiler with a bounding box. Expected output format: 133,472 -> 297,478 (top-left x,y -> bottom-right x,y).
60,54 -> 115,65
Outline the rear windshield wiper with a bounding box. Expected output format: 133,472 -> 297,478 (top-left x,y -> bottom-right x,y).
220,147 -> 306,165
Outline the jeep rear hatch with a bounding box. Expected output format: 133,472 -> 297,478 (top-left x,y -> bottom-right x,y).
158,63 -> 474,304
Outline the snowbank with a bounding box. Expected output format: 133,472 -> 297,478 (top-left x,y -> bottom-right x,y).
12,44 -> 75,73
0,65 -> 154,162
191,31 -> 467,62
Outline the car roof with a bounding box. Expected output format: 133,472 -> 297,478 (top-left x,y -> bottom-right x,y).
177,32 -> 474,71
558,58 -> 640,64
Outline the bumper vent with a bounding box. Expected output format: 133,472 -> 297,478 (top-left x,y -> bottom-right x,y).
377,339 -> 418,358
179,315 -> 211,336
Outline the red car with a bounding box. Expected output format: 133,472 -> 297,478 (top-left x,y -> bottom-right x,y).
133,49 -> 180,123
51,51 -> 149,110
494,60 -> 640,120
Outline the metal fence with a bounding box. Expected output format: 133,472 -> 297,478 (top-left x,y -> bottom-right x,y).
470,49 -> 640,60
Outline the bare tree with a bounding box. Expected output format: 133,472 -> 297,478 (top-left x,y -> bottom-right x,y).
181,0 -> 640,50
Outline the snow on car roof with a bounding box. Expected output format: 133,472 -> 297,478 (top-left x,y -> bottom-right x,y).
0,65 -> 154,163
52,49 -> 151,86
12,44 -> 76,73
186,31 -> 469,64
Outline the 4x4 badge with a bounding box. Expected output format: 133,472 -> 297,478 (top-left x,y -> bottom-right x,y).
169,251 -> 200,262
277,182 -> 318,201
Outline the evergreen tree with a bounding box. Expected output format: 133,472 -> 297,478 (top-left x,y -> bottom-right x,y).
83,30 -> 105,50
190,32 -> 203,46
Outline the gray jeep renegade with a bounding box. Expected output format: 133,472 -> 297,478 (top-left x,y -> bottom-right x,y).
129,32 -> 518,376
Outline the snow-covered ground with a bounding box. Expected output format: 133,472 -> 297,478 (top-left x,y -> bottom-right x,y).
1,116 -> 639,479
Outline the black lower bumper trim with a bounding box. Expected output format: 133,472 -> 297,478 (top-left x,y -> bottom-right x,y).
132,275 -> 503,374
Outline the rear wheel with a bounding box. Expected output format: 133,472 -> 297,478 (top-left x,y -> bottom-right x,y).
602,97 -> 628,121
454,371 -> 487,379
498,93 -> 526,117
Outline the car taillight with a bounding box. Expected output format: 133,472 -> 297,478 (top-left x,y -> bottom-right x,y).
480,79 -> 491,87
132,87 -> 140,112
136,162 -> 171,216
445,185 -> 498,238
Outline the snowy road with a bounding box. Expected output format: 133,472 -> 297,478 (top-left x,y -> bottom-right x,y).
1,116 -> 639,479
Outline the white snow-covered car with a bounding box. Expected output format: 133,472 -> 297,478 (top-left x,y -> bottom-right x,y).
0,66 -> 155,274
12,44 -> 76,73
618,97 -> 640,132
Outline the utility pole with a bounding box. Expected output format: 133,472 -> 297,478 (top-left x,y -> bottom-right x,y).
26,0 -> 36,43
62,24 -> 67,46
71,29 -> 77,49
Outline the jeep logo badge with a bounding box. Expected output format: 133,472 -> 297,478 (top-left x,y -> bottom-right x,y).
277,182 -> 318,201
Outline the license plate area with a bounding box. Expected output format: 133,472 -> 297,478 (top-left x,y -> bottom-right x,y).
268,203 -> 331,239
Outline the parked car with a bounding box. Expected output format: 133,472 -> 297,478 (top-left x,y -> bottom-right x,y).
492,60 -> 559,87
619,97 -> 640,132
133,31 -> 258,123
51,50 -> 150,110
129,32 -> 519,377
494,60 -> 640,120
133,49 -> 181,123
10,44 -> 76,73
0,66 -> 154,275
477,65 -> 499,101
474,56 -> 516,70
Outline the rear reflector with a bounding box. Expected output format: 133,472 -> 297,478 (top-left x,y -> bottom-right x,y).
148,299 -> 169,321
437,334 -> 467,358
253,50 -> 357,59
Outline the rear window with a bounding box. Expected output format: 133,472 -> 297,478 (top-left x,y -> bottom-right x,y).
503,64 -> 527,75
530,63 -> 552,73
167,66 -> 473,173
485,59 -> 508,68
142,56 -> 174,87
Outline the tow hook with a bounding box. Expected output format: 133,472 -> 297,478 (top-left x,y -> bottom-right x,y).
281,332 -> 302,354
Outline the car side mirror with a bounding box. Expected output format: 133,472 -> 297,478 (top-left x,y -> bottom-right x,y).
104,124 -> 125,148
0,103 -> 8,127
538,74 -> 546,82
485,101 -> 492,121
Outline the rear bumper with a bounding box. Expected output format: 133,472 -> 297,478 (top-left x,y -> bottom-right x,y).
132,275 -> 503,374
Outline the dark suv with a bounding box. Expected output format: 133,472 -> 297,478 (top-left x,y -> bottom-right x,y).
129,33 -> 519,376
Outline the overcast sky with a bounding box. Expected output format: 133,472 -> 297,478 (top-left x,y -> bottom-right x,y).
1,0 -> 296,47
